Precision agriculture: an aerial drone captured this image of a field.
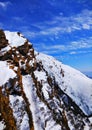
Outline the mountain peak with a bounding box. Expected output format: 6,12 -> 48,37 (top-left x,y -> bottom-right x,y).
4,30 -> 30,47
0,30 -> 92,130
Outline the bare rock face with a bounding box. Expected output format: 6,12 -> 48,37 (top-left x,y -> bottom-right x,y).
0,30 -> 8,50
0,30 -> 92,130
17,41 -> 33,56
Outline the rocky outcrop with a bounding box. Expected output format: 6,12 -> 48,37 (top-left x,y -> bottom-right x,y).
0,30 -> 8,50
0,30 -> 35,130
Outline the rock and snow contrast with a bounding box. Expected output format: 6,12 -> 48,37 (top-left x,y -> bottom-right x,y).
0,29 -> 92,130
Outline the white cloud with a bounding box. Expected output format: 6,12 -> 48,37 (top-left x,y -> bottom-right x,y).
23,31 -> 37,38
82,24 -> 90,30
0,1 -> 11,9
18,9 -> 92,41
69,50 -> 92,55
35,36 -> 92,54
28,9 -> 92,38
67,37 -> 92,50
70,51 -> 77,55
18,9 -> 92,56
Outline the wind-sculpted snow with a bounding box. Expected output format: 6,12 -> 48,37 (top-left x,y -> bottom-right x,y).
0,30 -> 92,130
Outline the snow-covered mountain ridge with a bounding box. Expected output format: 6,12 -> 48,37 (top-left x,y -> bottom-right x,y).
0,29 -> 92,130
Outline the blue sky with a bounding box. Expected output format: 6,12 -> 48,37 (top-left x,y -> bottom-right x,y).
0,0 -> 92,73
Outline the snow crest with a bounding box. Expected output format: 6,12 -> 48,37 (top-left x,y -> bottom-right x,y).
4,31 -> 27,47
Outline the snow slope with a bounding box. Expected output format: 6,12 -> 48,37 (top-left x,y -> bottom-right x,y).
22,75 -> 62,130
36,52 -> 92,116
0,30 -> 92,130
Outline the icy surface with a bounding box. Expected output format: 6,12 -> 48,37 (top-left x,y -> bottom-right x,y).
36,52 -> 92,116
0,61 -> 16,86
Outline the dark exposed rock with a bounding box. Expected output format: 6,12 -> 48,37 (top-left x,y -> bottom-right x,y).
17,41 -> 32,56
0,50 -> 13,61
0,87 -> 17,130
0,30 -> 8,50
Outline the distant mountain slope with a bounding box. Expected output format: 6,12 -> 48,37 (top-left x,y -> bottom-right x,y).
0,30 -> 92,130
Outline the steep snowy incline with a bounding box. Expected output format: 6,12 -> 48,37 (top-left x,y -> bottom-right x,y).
36,52 -> 92,116
0,30 -> 92,130
22,75 -> 62,130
